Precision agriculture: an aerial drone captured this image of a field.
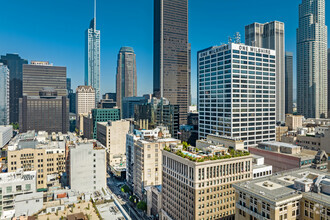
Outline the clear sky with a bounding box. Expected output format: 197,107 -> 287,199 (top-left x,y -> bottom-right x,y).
1,0 -> 329,103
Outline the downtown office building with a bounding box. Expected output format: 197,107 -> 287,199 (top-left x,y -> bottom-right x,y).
297,0 -> 328,118
198,43 -> 276,147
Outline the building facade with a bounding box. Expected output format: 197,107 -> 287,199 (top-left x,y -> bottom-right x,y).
0,54 -> 28,124
22,62 -> 67,97
198,43 -> 276,147
234,168 -> 330,220
122,96 -> 149,119
154,0 -> 190,124
0,63 -> 9,125
285,114 -> 303,131
297,0 -> 328,118
161,145 -> 253,220
75,86 -> 95,116
69,143 -> 106,193
97,120 -> 130,169
0,126 -> 13,148
285,52 -> 293,114
19,89 -> 69,133
116,47 -> 137,112
85,15 -> 101,103
91,108 -> 120,139
245,21 -> 285,122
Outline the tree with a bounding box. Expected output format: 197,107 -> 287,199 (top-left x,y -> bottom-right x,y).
137,201 -> 147,211
10,123 -> 19,130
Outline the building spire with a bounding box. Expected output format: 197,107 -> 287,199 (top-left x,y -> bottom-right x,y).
94,0 -> 96,29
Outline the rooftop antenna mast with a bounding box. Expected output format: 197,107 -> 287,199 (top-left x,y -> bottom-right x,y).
94,0 -> 97,29
234,32 -> 241,44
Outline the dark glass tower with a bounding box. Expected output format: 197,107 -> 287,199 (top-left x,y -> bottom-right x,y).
154,0 -> 190,124
0,54 -> 28,124
285,52 -> 293,114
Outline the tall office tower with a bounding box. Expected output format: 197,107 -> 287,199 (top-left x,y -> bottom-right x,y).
19,88 -> 69,133
76,86 -> 96,116
116,47 -> 137,112
297,0 -> 328,118
67,78 -> 72,95
85,0 -> 101,103
154,0 -> 190,125
328,49 -> 330,118
22,61 -> 67,96
285,52 -> 293,114
161,145 -> 252,220
0,54 -> 28,123
245,21 -> 285,122
198,43 -> 277,147
0,64 -> 9,125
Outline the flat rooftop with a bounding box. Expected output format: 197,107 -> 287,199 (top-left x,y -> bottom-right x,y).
0,126 -> 12,132
234,168 -> 330,206
259,141 -> 299,148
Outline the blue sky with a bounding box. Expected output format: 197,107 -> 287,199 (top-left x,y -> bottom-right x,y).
1,0 -> 329,102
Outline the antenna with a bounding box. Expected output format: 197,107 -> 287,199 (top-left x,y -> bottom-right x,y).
94,0 -> 97,29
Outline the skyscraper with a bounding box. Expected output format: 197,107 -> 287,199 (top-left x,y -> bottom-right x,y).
285,52 -> 293,114
23,61 -> 67,96
297,0 -> 328,118
154,0 -> 190,124
0,54 -> 28,124
328,49 -> 330,118
116,47 -> 137,112
0,64 -> 9,125
85,0 -> 101,103
245,21 -> 285,122
198,43 -> 277,147
76,86 -> 95,116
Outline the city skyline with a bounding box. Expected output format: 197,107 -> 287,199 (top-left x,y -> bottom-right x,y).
1,0 -> 330,102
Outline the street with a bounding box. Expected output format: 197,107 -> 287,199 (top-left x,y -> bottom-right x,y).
107,175 -> 148,220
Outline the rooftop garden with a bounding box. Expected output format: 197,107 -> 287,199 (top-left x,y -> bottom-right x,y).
164,144 -> 250,163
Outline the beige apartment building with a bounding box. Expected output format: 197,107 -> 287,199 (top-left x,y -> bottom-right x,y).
133,137 -> 180,199
285,114 -> 303,131
97,120 -> 130,168
161,145 -> 253,220
233,168 -> 330,220
7,147 -> 65,190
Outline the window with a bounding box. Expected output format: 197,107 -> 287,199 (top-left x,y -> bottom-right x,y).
26,184 -> 31,191
6,186 -> 12,193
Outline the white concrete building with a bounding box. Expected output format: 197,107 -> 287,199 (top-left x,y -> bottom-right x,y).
69,143 -> 106,193
252,155 -> 272,179
297,0 -> 328,118
198,43 -> 276,147
245,21 -> 285,122
97,120 -> 130,168
0,125 -> 13,148
0,170 -> 42,219
76,86 -> 95,116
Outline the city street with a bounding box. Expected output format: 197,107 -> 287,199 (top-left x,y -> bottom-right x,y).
107,175 -> 147,220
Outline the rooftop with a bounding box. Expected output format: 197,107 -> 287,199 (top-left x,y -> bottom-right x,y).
234,168 -> 330,206
0,125 -> 12,132
0,170 -> 36,183
259,141 -> 299,148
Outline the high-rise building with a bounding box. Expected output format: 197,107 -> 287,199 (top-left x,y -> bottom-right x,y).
154,0 -> 190,124
19,88 -> 69,133
116,47 -> 137,113
328,49 -> 330,117
134,97 -> 180,138
91,108 -> 121,139
297,0 -> 328,118
0,64 -> 9,125
85,0 -> 101,103
75,86 -> 95,116
198,43 -> 277,147
67,78 -> 72,95
69,92 -> 76,113
161,144 -> 253,220
0,54 -> 28,123
245,21 -> 285,122
97,120 -> 130,169
285,52 -> 293,114
22,61 -> 67,96
122,96 -> 149,119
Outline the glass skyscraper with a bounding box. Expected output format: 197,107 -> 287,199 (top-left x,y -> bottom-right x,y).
0,54 -> 28,124
154,0 -> 190,125
116,47 -> 137,113
285,52 -> 293,114
0,63 -> 9,125
85,5 -> 101,103
297,0 -> 328,118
